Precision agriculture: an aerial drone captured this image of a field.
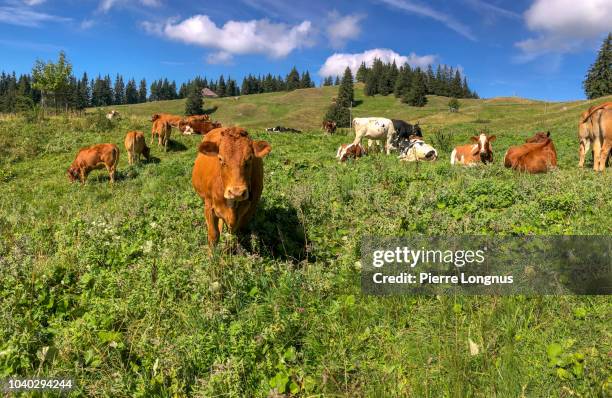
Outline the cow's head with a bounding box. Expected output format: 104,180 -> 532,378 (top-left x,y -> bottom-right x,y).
150,114 -> 160,122
470,133 -> 496,163
66,167 -> 79,182
178,120 -> 194,134
400,136 -> 437,162
413,123 -> 423,137
526,131 -> 550,143
198,127 -> 271,202
142,144 -> 151,160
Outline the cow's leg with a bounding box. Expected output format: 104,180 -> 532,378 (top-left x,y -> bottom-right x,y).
205,204 -> 220,247
79,169 -> 86,184
592,139 -> 602,171
164,135 -> 169,152
579,139 -> 590,168
599,140 -> 611,172
127,151 -> 133,165
385,134 -> 393,155
106,164 -> 116,183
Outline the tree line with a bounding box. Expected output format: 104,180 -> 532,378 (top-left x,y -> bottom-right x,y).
0,52 -> 318,114
583,33 -> 611,100
351,59 -> 479,102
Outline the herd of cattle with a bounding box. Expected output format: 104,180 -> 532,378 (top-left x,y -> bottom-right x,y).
66,101 -> 611,248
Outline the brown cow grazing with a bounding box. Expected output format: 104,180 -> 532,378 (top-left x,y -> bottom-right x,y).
185,114 -> 210,122
336,142 -> 366,162
67,143 -> 119,183
192,127 -> 271,248
178,119 -> 222,135
151,120 -> 171,151
150,113 -> 183,128
322,120 -> 337,134
578,102 -> 612,168
450,133 -> 496,166
504,131 -> 558,173
124,131 -> 150,165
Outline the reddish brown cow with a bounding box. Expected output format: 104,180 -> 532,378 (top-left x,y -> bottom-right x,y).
336,143 -> 366,162
151,120 -> 172,151
450,133 -> 496,166
150,113 -> 183,127
192,127 -> 271,247
178,119 -> 222,135
322,120 -> 337,134
67,143 -> 119,183
124,131 -> 150,164
504,131 -> 558,173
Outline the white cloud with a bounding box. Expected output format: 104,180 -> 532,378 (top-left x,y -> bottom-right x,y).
206,51 -> 234,65
145,15 -> 314,59
463,0 -> 520,19
378,0 -> 476,41
326,12 -> 364,49
80,19 -> 95,29
515,0 -> 612,60
23,0 -> 46,5
99,0 -> 160,12
0,6 -> 70,27
319,48 -> 437,77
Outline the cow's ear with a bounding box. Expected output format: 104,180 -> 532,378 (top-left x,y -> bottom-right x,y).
546,131 -> 551,137
470,136 -> 479,143
488,135 -> 497,142
198,141 -> 219,156
253,141 -> 271,158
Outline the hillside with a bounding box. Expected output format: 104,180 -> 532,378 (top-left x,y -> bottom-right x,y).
1,87 -> 611,397
105,83 -> 611,134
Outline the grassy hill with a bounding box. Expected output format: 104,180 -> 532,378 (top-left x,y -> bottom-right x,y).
107,83 -> 608,133
1,86 -> 611,397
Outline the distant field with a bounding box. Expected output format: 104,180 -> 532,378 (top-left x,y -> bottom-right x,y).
1,86 -> 611,397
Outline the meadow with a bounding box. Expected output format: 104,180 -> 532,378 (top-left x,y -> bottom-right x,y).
0,85 -> 611,397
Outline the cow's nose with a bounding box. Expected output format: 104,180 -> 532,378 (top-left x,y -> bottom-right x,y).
226,186 -> 249,200
426,150 -> 436,158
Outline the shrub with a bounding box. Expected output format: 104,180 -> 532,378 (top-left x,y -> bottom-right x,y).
86,109 -> 115,132
431,130 -> 454,153
448,98 -> 460,112
324,102 -> 351,128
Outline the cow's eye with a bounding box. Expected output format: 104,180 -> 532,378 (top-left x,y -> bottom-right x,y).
218,156 -> 225,165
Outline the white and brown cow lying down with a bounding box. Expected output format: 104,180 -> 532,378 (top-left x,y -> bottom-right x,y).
67,143 -> 119,183
336,143 -> 367,162
352,117 -> 396,154
398,136 -> 438,162
451,133 -> 496,166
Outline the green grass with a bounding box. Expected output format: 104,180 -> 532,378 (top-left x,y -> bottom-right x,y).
1,86 -> 611,397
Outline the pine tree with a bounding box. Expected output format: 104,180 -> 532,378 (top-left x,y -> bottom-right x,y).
125,78 -> 138,104
583,33 -> 612,99
451,70 -> 463,98
403,68 -> 427,107
337,67 -> 354,108
217,75 -> 226,97
394,64 -> 412,98
356,61 -> 368,83
286,67 -> 300,90
334,76 -> 340,85
300,71 -> 313,88
185,85 -> 204,116
113,74 -> 125,105
138,79 -> 147,103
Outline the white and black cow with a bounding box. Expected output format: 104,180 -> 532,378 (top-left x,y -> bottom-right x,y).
391,119 -> 422,139
352,117 -> 397,154
398,136 -> 438,162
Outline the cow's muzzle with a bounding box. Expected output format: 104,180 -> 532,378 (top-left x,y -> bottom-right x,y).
224,186 -> 249,201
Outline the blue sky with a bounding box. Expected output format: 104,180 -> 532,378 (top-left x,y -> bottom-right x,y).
0,0 -> 610,101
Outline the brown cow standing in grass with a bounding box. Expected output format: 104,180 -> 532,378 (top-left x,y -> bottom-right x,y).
594,109 -> 612,172
578,102 -> 612,168
67,143 -> 119,183
192,127 -> 271,248
450,133 -> 496,166
504,131 -> 558,173
124,131 -> 150,165
151,120 -> 172,151
322,120 -> 337,134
